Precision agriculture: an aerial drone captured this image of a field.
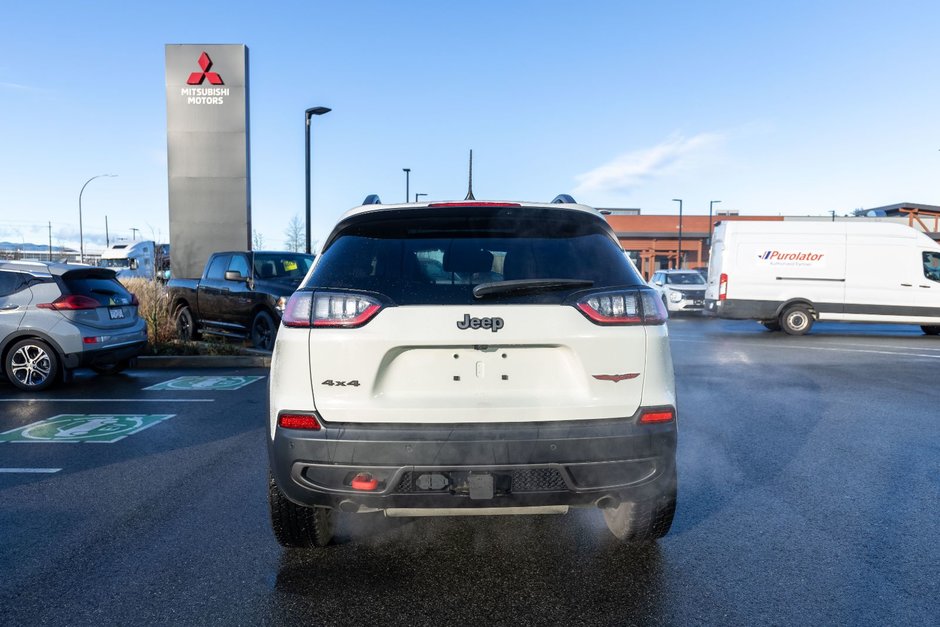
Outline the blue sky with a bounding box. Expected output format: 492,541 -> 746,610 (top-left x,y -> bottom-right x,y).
2,0 -> 939,253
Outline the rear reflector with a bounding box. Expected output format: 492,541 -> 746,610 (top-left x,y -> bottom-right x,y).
277,413 -> 321,430
639,408 -> 676,424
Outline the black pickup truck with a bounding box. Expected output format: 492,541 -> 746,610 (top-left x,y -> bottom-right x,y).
166,251 -> 315,350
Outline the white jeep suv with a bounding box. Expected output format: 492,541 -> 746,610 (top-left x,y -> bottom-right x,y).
267,196 -> 678,546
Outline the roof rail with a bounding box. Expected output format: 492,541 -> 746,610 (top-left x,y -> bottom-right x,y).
362,194 -> 382,205
551,194 -> 576,204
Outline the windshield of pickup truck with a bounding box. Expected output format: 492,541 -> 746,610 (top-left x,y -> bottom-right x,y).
252,253 -> 314,281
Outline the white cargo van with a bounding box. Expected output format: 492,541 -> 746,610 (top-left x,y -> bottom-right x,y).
704,221 -> 940,335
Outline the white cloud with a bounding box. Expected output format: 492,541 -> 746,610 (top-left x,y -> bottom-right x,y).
573,132 -> 724,194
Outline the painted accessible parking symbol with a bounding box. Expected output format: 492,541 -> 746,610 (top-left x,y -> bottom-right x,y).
0,414 -> 175,444
144,376 -> 264,391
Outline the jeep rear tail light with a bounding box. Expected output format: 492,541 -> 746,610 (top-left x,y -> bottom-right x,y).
574,289 -> 666,325
282,292 -> 314,327
278,413 -> 322,430
718,273 -> 728,300
312,292 -> 382,328
36,295 -> 100,311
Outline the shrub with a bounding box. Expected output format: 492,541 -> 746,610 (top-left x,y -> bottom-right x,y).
120,278 -> 174,345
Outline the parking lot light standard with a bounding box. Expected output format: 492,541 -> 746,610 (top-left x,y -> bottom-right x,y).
672,198 -> 683,269
403,168 -> 411,203
305,106 -> 331,255
78,174 -> 116,264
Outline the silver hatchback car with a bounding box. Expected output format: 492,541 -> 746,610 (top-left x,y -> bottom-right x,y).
0,261 -> 147,391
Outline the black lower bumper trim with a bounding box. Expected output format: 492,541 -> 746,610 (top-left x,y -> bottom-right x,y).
269,412 -> 677,510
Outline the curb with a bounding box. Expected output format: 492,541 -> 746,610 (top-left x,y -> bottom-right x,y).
136,355 -> 271,369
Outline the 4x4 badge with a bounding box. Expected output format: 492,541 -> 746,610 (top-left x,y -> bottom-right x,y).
456,314 -> 504,332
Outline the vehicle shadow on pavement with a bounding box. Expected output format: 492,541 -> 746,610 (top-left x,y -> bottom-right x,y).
269,511 -> 670,625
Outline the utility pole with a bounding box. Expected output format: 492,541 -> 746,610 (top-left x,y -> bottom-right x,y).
48,222 -> 52,261
105,216 -> 110,247
130,227 -> 140,240
403,168 -> 411,203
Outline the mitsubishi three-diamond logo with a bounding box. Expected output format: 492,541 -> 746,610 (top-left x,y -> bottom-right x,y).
187,52 -> 224,85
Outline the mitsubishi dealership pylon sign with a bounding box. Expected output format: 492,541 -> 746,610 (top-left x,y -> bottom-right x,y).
165,44 -> 250,279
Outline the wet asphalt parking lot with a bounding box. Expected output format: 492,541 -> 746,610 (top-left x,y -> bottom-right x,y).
0,318 -> 937,626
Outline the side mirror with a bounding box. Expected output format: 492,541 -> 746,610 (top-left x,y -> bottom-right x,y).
224,270 -> 248,282
654,280 -> 664,287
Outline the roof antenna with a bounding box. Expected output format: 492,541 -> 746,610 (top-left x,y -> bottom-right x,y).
464,149 -> 475,200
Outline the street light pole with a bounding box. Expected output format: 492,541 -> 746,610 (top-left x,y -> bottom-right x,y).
305,106 -> 331,255
708,200 -> 721,246
672,198 -> 683,269
415,193 -> 427,203
79,174 -> 116,264
403,168 -> 411,203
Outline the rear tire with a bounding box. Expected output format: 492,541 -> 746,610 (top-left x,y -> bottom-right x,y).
175,305 -> 199,341
780,305 -> 814,335
603,467 -> 676,542
269,471 -> 334,548
5,338 -> 59,392
251,311 -> 276,351
761,320 -> 781,332
922,325 -> 940,336
92,360 -> 131,375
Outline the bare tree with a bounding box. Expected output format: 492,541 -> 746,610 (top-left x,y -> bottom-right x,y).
252,229 -> 265,250
284,215 -> 304,252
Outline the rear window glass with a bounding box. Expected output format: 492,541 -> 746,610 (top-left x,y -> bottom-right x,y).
63,275 -> 134,306
307,207 -> 642,305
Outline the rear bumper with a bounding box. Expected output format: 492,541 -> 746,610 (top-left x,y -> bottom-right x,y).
63,340 -> 147,369
269,410 -> 677,512
705,298 -> 779,320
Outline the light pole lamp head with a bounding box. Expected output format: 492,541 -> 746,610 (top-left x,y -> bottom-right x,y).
403,168 -> 411,174
306,106 -> 331,121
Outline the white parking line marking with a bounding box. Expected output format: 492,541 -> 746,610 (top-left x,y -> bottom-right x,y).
670,338 -> 940,359
0,468 -> 62,474
0,399 -> 214,403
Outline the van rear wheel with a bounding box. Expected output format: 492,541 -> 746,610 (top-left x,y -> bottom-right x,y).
922,325 -> 940,336
780,305 -> 814,335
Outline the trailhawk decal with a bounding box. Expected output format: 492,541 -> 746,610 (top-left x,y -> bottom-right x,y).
593,374 -> 640,383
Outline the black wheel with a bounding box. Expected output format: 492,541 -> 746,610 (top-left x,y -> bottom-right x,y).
921,325 -> 940,336
251,311 -> 276,351
779,304 -> 814,336
175,305 -> 198,341
761,320 -> 781,332
5,338 -> 59,392
602,467 -> 676,542
91,360 -> 131,375
268,471 -> 334,548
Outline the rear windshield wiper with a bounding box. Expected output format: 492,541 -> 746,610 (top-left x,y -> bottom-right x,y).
473,279 -> 594,299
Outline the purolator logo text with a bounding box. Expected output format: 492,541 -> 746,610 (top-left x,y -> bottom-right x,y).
759,250 -> 825,262
181,51 -> 228,105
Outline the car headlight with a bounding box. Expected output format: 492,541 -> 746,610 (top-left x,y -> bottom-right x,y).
669,291 -> 683,303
